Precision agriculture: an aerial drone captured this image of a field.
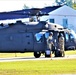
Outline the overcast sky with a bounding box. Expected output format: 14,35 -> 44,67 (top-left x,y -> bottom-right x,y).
0,0 -> 55,12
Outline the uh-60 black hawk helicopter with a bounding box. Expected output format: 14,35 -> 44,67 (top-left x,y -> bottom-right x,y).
0,9 -> 76,58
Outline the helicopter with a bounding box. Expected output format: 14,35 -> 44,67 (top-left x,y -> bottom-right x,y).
0,9 -> 76,58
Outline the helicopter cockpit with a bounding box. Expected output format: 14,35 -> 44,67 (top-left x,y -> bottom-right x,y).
64,29 -> 76,50
70,30 -> 76,39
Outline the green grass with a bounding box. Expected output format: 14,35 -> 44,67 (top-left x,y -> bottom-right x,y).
0,51 -> 76,75
0,50 -> 76,58
0,53 -> 33,58
65,50 -> 76,55
0,59 -> 76,75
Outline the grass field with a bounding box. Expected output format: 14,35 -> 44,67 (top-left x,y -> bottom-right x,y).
0,53 -> 33,58
0,59 -> 76,75
65,50 -> 76,55
0,50 -> 76,58
0,50 -> 76,75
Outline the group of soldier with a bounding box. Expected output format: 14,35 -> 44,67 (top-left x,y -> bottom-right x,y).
47,32 -> 65,57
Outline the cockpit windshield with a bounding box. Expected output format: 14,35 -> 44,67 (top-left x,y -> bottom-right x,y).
70,30 -> 76,39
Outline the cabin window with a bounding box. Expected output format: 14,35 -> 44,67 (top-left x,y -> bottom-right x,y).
49,19 -> 54,23
35,33 -> 43,43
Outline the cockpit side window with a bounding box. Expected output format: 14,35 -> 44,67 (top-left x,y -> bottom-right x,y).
44,32 -> 54,39
70,34 -> 74,39
70,30 -> 76,39
70,34 -> 75,40
45,32 -> 49,39
35,33 -> 43,43
65,33 -> 69,42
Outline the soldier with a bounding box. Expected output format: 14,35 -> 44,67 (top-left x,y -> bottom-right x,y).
47,32 -> 54,54
58,33 -> 65,57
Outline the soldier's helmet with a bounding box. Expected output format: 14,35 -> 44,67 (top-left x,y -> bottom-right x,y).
50,32 -> 53,36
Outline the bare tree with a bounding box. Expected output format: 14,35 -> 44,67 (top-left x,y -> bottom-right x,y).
23,4 -> 29,9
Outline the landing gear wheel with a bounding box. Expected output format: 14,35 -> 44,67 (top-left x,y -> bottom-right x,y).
55,50 -> 62,57
34,52 -> 41,58
60,51 -> 65,57
45,50 -> 51,58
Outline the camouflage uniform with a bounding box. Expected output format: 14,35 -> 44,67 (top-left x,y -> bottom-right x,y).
47,34 -> 53,50
59,35 -> 65,57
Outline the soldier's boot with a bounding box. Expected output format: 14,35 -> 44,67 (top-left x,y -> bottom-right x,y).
62,51 -> 65,57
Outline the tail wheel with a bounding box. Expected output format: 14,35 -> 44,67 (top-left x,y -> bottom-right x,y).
34,52 -> 41,58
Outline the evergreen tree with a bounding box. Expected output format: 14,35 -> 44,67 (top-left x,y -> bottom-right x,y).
66,0 -> 72,7
72,0 -> 76,10
55,0 -> 76,9
56,0 -> 72,7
